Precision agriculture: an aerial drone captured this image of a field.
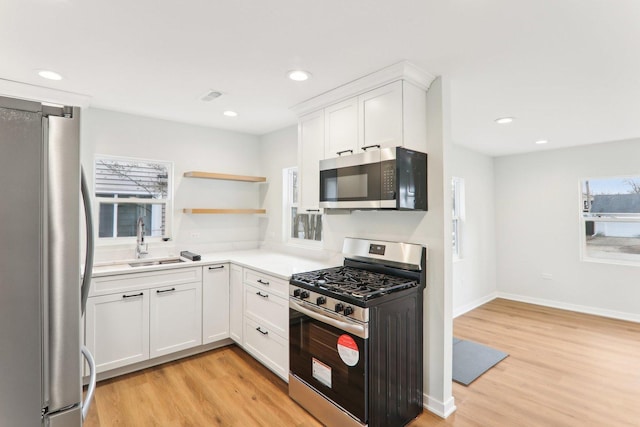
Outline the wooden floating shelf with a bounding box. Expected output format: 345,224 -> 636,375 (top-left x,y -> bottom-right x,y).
183,208 -> 266,215
183,171 -> 266,183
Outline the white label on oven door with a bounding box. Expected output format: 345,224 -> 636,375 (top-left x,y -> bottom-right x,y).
337,334 -> 360,366
312,358 -> 332,388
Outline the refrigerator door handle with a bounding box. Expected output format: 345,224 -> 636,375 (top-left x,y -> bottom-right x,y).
80,167 -> 94,315
46,109 -> 82,413
80,346 -> 96,420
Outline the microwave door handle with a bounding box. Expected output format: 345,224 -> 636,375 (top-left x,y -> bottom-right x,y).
289,299 -> 368,339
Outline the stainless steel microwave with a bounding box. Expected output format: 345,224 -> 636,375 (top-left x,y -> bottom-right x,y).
319,147 -> 427,210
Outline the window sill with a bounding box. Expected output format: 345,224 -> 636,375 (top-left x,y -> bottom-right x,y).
580,255 -> 640,268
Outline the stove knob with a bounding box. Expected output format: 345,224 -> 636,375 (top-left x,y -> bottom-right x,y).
316,296 -> 327,305
293,289 -> 301,297
344,306 -> 354,316
334,303 -> 344,312
300,291 -> 310,299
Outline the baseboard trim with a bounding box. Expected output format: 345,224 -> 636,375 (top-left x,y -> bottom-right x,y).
496,292 -> 640,323
424,394 -> 456,418
453,292 -> 498,318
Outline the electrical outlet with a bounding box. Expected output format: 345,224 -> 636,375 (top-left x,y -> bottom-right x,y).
541,273 -> 553,280
190,232 -> 201,239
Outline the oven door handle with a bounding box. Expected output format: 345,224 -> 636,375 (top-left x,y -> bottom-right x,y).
290,299 -> 368,339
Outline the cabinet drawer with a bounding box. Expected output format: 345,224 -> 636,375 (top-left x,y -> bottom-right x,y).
244,317 -> 288,380
91,267 -> 202,296
243,284 -> 288,337
243,269 -> 288,298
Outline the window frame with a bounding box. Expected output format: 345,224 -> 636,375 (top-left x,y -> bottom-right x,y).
283,166 -> 323,248
579,175 -> 640,266
94,155 -> 174,244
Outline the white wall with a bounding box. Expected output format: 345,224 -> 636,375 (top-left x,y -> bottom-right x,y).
451,145 -> 497,317
81,108 -> 263,260
257,125 -> 296,245
495,138 -> 640,321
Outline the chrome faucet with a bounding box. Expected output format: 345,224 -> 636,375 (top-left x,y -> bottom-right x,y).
136,216 -> 148,258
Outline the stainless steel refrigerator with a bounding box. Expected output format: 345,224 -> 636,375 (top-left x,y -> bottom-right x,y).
0,95 -> 96,426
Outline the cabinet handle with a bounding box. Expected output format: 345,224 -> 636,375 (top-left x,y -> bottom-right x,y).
256,327 -> 269,335
361,144 -> 381,151
336,149 -> 353,156
257,279 -> 270,286
156,287 -> 176,294
122,292 -> 143,299
256,291 -> 269,298
208,265 -> 225,270
306,209 -> 320,213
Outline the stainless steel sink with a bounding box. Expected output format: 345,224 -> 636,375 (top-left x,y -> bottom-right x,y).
128,257 -> 185,267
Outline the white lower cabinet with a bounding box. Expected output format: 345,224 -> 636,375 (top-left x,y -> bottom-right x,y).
202,264 -> 230,344
149,282 -> 202,358
85,267 -> 202,375
85,290 -> 150,373
229,264 -> 244,344
241,268 -> 289,380
86,263 -> 292,381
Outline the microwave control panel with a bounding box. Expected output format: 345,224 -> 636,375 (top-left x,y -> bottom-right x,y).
381,161 -> 396,199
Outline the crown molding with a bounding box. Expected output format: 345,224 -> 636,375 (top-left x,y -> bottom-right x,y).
0,78 -> 92,108
290,61 -> 436,116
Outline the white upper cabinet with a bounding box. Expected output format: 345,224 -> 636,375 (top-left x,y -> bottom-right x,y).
292,61 -> 435,160
298,110 -> 325,211
358,80 -> 403,151
324,98 -> 359,158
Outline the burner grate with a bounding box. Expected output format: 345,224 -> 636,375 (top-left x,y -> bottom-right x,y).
292,266 -> 417,301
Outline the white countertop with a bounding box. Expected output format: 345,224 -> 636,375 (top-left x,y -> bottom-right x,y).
91,249 -> 338,280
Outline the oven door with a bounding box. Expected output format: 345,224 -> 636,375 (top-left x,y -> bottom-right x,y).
319,150 -> 381,209
289,299 -> 368,423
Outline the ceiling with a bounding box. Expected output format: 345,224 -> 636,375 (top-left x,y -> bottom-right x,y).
2,0 -> 640,156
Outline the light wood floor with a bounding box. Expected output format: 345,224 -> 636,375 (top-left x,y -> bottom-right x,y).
84,298 -> 640,426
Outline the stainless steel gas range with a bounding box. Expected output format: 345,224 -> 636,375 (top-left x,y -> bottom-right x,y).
289,238 -> 426,427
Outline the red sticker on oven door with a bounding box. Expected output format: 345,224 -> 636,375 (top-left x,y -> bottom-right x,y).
337,334 -> 359,366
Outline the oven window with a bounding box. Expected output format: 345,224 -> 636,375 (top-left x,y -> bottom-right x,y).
290,309 -> 368,422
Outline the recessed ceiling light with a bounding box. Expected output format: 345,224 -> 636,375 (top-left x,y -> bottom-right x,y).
535,139 -> 548,145
223,110 -> 238,117
287,70 -> 311,82
495,117 -> 514,124
37,70 -> 63,81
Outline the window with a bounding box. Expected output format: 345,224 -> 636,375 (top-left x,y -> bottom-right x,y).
452,177 -> 464,258
95,156 -> 172,240
581,176 -> 640,263
284,167 -> 322,243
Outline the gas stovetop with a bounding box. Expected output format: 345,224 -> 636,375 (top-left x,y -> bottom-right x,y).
290,266 -> 418,304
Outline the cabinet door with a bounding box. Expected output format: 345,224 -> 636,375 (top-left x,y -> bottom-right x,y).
229,264 -> 244,344
202,264 -> 230,344
359,80 -> 403,151
298,110 -> 325,210
324,97 -> 358,159
85,291 -> 149,373
149,282 -> 202,358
